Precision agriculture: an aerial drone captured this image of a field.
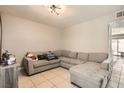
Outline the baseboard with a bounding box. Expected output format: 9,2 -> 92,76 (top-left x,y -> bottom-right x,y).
18,66 -> 24,71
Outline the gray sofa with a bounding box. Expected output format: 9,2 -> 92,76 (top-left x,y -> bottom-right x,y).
23,50 -> 111,88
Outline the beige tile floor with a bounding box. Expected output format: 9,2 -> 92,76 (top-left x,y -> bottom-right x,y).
18,67 -> 78,88
19,58 -> 124,88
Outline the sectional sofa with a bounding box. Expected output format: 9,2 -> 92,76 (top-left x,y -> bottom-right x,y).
23,50 -> 112,88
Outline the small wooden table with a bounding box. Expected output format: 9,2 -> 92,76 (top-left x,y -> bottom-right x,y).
0,63 -> 19,88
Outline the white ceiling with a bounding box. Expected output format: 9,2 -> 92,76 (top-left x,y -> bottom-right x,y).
0,5 -> 124,29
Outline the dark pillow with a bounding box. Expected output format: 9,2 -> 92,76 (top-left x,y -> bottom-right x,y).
37,55 -> 45,60
45,52 -> 58,61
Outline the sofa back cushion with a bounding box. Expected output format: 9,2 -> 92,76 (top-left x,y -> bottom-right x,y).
88,53 -> 108,63
53,50 -> 77,58
68,52 -> 77,59
77,52 -> 89,61
61,50 -> 70,57
52,50 -> 62,57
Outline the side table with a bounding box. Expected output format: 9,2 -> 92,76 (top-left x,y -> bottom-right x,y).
0,63 -> 19,88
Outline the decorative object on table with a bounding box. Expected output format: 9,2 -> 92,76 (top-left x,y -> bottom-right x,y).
1,50 -> 16,65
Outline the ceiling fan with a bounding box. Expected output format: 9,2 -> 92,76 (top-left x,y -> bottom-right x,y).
49,5 -> 62,16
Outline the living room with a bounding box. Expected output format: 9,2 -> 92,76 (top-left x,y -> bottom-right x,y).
0,1 -> 124,90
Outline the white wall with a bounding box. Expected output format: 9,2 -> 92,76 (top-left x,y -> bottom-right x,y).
1,14 -> 61,65
0,18 -> 1,55
1,13 -> 116,65
62,14 -> 115,53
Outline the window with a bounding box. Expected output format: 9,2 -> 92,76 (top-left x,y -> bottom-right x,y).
118,39 -> 124,52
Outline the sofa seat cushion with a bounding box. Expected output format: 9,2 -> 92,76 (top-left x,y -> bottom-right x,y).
70,62 -> 108,87
68,52 -> 77,59
60,62 -> 74,69
69,59 -> 85,65
59,57 -> 83,65
61,50 -> 71,57
88,53 -> 108,63
33,59 -> 60,68
59,57 -> 71,64
52,50 -> 62,57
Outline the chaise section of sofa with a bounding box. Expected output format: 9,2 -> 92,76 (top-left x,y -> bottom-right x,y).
70,63 -> 109,88
70,53 -> 110,88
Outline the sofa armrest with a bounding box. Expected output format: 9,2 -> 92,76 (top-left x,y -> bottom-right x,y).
101,73 -> 108,88
23,57 -> 34,75
101,58 -> 112,71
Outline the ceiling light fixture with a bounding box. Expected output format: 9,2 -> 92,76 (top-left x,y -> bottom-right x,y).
49,5 -> 62,16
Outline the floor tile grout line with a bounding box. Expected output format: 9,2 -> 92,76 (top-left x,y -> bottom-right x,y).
113,60 -> 123,88
47,76 -> 73,88
107,60 -> 123,88
117,67 -> 122,88
28,77 -> 37,88
31,76 -> 54,88
19,67 -> 76,88
42,74 -> 58,88
117,61 -> 124,88
32,71 -> 66,88
43,70 -> 72,88
47,79 -> 57,88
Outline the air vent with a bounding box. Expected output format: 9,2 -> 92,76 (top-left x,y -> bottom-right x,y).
116,10 -> 124,19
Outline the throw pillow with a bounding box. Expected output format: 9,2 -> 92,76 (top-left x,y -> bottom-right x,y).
45,51 -> 58,61
26,52 -> 37,61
